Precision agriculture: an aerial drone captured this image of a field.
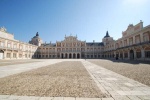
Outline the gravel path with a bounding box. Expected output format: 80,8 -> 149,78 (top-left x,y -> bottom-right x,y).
88,59 -> 150,86
0,61 -> 105,98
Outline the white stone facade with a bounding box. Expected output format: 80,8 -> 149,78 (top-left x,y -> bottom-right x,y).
0,27 -> 38,59
103,21 -> 150,60
35,35 -> 104,59
0,20 -> 150,60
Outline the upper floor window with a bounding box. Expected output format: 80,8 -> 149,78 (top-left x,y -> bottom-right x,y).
129,38 -> 133,45
0,41 -> 4,47
124,40 -> 127,46
135,35 -> 140,44
7,43 -> 11,48
143,33 -> 149,42
13,44 -> 17,48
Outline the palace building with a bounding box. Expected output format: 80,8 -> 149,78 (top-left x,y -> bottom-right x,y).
0,27 -> 38,59
0,20 -> 150,60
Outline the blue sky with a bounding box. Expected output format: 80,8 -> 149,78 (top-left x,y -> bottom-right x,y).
0,0 -> 150,43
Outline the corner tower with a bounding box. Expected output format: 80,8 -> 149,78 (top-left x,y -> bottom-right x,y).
29,32 -> 43,46
102,31 -> 114,45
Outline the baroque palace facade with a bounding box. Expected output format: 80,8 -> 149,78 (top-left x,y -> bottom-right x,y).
0,20 -> 150,60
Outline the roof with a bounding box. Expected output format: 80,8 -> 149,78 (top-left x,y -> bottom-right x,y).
86,42 -> 104,46
104,31 -> 110,38
41,43 -> 56,47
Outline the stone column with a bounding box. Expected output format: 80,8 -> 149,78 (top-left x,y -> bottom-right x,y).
141,49 -> 145,59
118,52 -> 120,58
10,51 -> 13,59
114,51 -> 116,58
60,53 -> 62,59
3,51 -> 7,59
133,36 -> 135,44
123,51 -> 124,59
134,50 -> 137,60
128,51 -> 130,59
16,52 -> 19,59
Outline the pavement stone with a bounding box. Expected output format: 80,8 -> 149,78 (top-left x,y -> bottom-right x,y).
0,59 -> 62,78
0,95 -> 10,99
53,97 -> 64,100
76,98 -> 101,100
1,59 -> 150,100
127,96 -> 142,100
101,98 -> 114,100
81,60 -> 150,99
112,96 -> 130,100
39,97 -> 53,100
63,97 -> 75,100
18,96 -> 40,100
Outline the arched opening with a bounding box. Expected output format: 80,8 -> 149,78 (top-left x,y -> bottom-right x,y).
120,52 -> 123,59
136,49 -> 141,58
81,54 -> 85,58
73,53 -> 76,58
116,53 -> 119,58
130,50 -> 134,59
61,53 -> 64,59
0,50 -> 4,59
65,53 -> 68,58
69,53 -> 72,58
77,53 -> 80,59
144,47 -> 150,58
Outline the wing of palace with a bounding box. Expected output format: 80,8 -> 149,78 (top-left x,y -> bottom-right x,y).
0,20 -> 150,60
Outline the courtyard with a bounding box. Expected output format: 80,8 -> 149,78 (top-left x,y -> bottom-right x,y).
0,59 -> 150,100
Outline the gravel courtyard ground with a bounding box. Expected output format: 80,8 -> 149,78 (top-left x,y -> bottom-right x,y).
88,59 -> 150,86
0,59 -> 40,66
0,61 -> 105,98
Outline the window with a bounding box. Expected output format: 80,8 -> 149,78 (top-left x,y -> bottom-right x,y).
135,35 -> 140,44
13,53 -> 17,58
124,53 -> 128,58
7,53 -> 11,58
129,38 -> 133,45
0,42 -> 4,47
25,54 -> 27,58
124,40 -> 127,46
19,54 -> 22,58
7,43 -> 11,48
136,52 -> 141,58
143,33 -> 149,42
145,51 -> 150,58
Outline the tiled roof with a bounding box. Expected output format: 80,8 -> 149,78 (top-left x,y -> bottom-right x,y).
86,42 -> 104,46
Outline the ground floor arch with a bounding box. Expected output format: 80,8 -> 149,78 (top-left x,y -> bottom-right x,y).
0,50 -> 4,59
69,53 -> 72,58
65,53 -> 68,58
77,53 -> 80,58
130,50 -> 134,59
61,53 -> 64,58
